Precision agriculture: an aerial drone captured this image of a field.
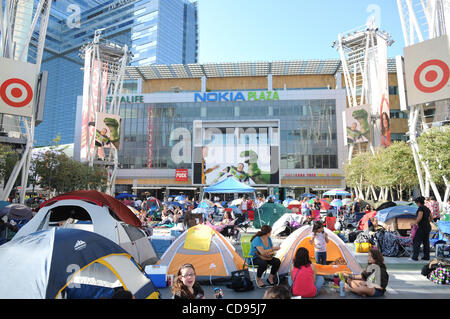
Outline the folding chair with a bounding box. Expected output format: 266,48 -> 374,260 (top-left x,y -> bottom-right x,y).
240,234 -> 279,288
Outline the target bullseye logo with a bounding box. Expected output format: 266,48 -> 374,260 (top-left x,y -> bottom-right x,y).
413,59 -> 450,93
0,78 -> 34,108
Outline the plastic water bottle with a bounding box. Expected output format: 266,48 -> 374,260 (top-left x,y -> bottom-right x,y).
339,280 -> 346,297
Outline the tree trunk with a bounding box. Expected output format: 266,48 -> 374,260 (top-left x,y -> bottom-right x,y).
390,187 -> 394,202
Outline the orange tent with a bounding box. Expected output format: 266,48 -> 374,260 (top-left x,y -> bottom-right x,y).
276,225 -> 363,277
158,224 -> 245,280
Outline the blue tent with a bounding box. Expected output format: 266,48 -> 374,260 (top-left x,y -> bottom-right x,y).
0,228 -> 160,299
376,206 -> 417,223
115,193 -> 137,199
204,177 -> 255,193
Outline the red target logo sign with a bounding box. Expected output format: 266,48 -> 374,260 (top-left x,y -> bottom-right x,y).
413,59 -> 450,93
0,78 -> 34,108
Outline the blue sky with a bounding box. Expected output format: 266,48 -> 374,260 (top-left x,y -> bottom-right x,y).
197,0 -> 406,63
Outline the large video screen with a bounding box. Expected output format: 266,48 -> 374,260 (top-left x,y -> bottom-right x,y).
193,121 -> 280,186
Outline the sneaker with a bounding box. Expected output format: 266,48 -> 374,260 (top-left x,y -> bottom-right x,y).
421,258 -> 430,261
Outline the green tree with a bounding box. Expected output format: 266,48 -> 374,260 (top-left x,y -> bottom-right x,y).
417,126 -> 450,187
344,151 -> 372,198
0,144 -> 21,194
380,141 -> 418,200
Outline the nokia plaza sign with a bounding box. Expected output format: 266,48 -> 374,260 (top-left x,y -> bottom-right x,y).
194,90 -> 280,102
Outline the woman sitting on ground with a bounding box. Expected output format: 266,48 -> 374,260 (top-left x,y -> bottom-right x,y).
341,248 -> 389,297
290,247 -> 325,298
250,225 -> 281,287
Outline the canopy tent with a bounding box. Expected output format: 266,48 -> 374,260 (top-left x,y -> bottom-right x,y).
203,177 -> 255,193
115,193 -> 137,199
299,193 -> 316,199
253,203 -> 291,229
323,189 -> 351,196
275,225 -> 363,277
158,224 -> 245,281
0,228 -> 159,299
15,193 -> 158,267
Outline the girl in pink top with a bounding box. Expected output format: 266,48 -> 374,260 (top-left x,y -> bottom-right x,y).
291,247 -> 325,298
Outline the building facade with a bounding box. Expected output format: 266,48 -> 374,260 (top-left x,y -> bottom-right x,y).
33,0 -> 198,146
75,59 -> 407,199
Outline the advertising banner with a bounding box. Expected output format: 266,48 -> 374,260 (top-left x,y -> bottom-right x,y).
0,57 -> 38,117
367,34 -> 390,147
343,104 -> 372,146
193,122 -> 280,186
80,50 -> 109,162
95,112 -> 121,150
404,35 -> 450,106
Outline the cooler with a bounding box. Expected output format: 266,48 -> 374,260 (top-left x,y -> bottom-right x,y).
145,265 -> 168,288
149,235 -> 175,254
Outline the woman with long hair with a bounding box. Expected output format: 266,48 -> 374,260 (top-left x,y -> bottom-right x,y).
172,264 -> 205,299
341,248 -> 389,297
250,225 -> 281,287
290,247 -> 325,298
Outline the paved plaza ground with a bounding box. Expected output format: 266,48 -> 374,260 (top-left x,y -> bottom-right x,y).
157,227 -> 450,300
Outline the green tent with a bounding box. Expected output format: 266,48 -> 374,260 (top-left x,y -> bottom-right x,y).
253,203 -> 291,229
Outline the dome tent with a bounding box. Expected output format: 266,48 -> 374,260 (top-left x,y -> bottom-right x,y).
275,225 -> 363,277
158,224 -> 245,282
0,228 -> 159,299
14,190 -> 158,267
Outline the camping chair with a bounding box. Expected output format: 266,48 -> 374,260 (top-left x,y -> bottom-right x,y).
395,224 -> 418,256
220,219 -> 241,244
240,234 -> 279,288
431,221 -> 450,258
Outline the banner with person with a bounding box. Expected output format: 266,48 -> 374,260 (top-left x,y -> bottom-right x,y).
343,104 -> 372,146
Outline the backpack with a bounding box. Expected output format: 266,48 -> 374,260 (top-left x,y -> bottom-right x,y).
227,268 -> 254,292
421,258 -> 450,278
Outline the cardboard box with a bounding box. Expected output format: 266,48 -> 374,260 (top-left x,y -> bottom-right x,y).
145,265 -> 168,288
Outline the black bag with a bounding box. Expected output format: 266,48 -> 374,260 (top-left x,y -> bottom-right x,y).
227,268 -> 254,292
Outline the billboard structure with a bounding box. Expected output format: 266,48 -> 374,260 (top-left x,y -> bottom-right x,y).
0,0 -> 53,203
333,18 -> 393,163
79,30 -> 132,195
193,120 -> 280,186
396,0 -> 450,204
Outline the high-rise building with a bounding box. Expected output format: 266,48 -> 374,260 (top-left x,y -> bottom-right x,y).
32,0 -> 198,146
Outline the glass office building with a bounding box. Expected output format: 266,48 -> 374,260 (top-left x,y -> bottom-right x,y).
31,0 -> 198,146
118,99 -> 340,171
74,59 -> 354,198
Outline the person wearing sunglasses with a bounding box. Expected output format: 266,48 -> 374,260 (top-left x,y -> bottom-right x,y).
172,264 -> 205,299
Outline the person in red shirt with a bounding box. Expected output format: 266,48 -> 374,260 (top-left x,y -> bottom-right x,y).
290,247 -> 324,298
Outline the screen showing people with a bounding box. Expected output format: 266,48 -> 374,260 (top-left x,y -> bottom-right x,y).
95,112 -> 121,160
194,125 -> 279,186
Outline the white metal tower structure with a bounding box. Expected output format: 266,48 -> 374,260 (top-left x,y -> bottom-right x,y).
396,0 -> 450,205
0,0 -> 52,203
79,29 -> 132,196
333,18 -> 394,162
